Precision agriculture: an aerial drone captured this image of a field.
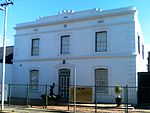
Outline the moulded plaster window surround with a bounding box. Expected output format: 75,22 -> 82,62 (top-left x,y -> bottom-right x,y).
142,44 -> 144,59
95,68 -> 108,93
31,38 -> 39,56
95,31 -> 107,52
61,35 -> 70,54
30,70 -> 39,90
138,35 -> 140,54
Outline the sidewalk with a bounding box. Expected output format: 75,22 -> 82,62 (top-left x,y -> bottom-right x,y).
0,104 -> 149,113
0,105 -> 70,113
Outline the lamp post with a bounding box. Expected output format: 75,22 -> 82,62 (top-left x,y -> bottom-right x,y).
0,0 -> 13,111
0,1 -> 8,111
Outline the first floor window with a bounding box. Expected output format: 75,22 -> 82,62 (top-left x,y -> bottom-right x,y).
30,70 -> 39,90
61,35 -> 70,54
142,44 -> 144,59
95,31 -> 107,52
138,35 -> 140,54
31,38 -> 39,56
95,68 -> 108,93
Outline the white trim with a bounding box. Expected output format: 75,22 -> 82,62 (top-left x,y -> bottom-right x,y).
57,32 -> 73,55
28,67 -> 40,84
92,65 -> 112,85
28,35 -> 42,59
28,68 -> 40,91
14,21 -> 133,37
15,6 -> 136,30
13,52 -> 136,62
54,63 -> 76,86
93,27 -> 110,54
91,65 -> 112,96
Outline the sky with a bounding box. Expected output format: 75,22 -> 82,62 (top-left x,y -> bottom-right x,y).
0,0 -> 150,49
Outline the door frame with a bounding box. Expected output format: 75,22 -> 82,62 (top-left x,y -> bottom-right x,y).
54,63 -> 76,97
59,69 -> 70,98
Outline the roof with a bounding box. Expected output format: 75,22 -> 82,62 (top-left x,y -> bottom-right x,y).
15,6 -> 137,30
0,46 -> 13,64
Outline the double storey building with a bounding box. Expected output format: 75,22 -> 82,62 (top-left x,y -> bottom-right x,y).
13,6 -> 146,104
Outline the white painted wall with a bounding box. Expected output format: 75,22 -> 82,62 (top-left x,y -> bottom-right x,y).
13,7 -> 147,104
14,18 -> 136,59
0,64 -> 12,84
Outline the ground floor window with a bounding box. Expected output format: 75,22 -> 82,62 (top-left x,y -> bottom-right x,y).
29,70 -> 39,90
95,68 -> 108,93
59,69 -> 70,98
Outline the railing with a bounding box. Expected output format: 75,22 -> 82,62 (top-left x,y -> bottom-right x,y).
5,84 -> 150,113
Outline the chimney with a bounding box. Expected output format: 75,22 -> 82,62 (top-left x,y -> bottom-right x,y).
148,52 -> 150,72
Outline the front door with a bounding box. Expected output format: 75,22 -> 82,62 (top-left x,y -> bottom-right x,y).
59,69 -> 70,98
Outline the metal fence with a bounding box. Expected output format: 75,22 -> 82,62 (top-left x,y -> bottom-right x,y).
5,84 -> 150,113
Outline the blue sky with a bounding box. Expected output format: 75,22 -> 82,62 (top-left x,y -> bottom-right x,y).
0,0 -> 150,47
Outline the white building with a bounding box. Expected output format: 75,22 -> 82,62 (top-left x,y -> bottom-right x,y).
13,6 -> 146,104
0,46 -> 13,101
0,46 -> 13,84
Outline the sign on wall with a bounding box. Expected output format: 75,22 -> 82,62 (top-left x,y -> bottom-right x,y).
70,87 -> 93,103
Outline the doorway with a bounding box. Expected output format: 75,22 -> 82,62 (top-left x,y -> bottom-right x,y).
59,69 -> 70,98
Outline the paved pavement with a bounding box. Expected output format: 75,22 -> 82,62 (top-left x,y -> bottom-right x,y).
1,104 -> 150,113
0,105 -> 71,113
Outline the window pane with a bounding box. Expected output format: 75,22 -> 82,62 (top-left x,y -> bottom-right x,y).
138,36 -> 140,54
95,31 -> 107,52
142,45 -> 144,59
30,70 -> 39,90
31,38 -> 39,56
95,69 -> 108,93
61,35 -> 70,54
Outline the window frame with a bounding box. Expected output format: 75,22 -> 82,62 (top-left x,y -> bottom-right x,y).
142,44 -> 144,59
31,38 -> 40,56
95,68 -> 108,93
95,31 -> 107,52
60,35 -> 70,54
59,69 -> 70,98
29,70 -> 39,90
138,35 -> 140,54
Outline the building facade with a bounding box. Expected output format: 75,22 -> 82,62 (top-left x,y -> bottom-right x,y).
0,46 -> 13,101
13,6 -> 146,104
0,46 -> 13,84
